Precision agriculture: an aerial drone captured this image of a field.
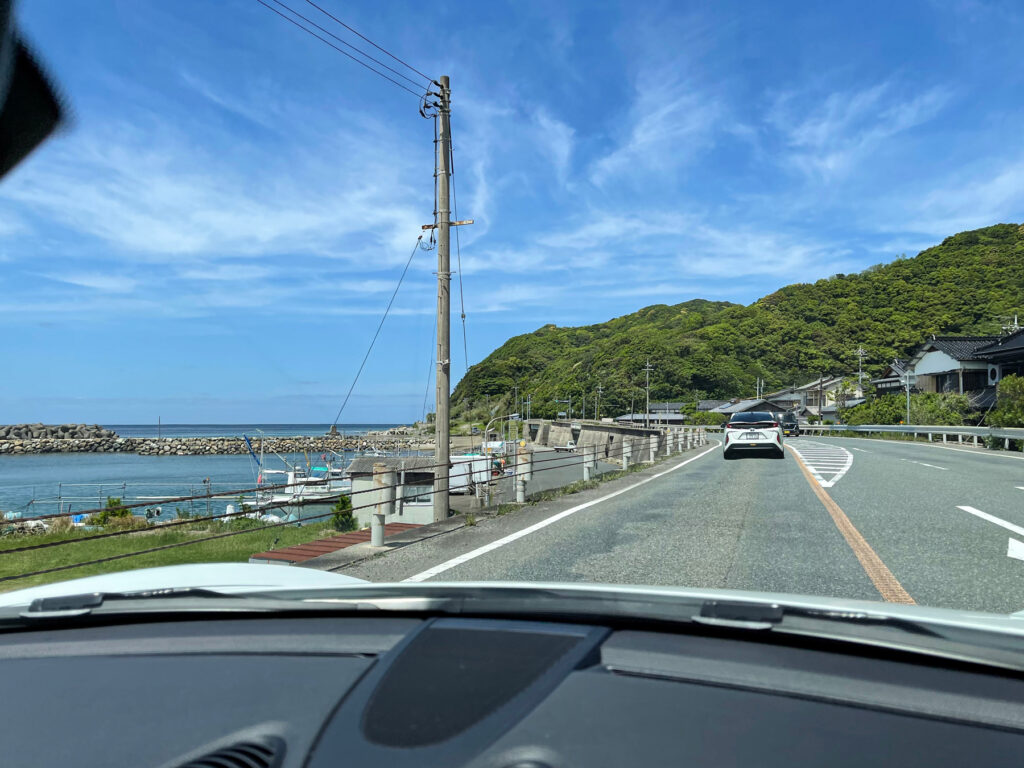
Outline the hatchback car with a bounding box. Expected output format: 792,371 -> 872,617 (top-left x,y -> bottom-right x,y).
723,411 -> 785,459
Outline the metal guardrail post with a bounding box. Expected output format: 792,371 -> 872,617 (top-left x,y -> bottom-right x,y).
942,434 -> 947,443
974,435 -> 979,447
958,434 -> 963,444
371,462 -> 395,547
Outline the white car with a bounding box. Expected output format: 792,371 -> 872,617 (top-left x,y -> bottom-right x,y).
723,411 -> 785,459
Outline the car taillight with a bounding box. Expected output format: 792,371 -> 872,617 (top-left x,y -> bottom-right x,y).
770,422 -> 778,428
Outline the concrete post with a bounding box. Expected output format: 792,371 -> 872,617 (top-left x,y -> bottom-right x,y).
516,478 -> 526,503
648,434 -> 657,463
523,449 -> 533,482
371,463 -> 395,547
973,435 -> 979,447
623,440 -> 632,471
583,444 -> 592,482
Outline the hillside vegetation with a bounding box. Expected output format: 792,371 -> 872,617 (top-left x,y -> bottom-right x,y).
453,223 -> 1024,420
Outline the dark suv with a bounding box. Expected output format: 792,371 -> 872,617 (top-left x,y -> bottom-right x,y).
780,412 -> 800,437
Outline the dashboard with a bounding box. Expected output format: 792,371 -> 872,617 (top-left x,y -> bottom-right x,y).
2,614 -> 1024,767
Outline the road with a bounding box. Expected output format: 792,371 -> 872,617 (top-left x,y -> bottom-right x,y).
336,436 -> 1024,614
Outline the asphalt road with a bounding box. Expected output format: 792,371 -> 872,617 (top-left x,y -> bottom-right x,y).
338,436 -> 1024,614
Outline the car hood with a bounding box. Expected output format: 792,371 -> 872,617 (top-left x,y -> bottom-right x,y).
3,566 -> 1024,640
0,563 -> 367,607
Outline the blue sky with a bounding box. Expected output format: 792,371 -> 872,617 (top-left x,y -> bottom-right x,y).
2,0 -> 1023,424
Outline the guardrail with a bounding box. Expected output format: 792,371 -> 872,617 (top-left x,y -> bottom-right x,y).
797,423 -> 1024,449
671,422 -> 1024,449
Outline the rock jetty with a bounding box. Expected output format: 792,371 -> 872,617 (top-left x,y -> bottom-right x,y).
0,424 -> 434,456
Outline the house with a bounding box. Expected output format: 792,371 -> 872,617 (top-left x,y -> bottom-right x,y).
710,398 -> 787,415
790,375 -> 863,416
698,399 -> 729,411
347,456 -> 437,525
976,328 -> 1024,383
907,336 -> 999,394
649,401 -> 687,414
870,358 -> 910,396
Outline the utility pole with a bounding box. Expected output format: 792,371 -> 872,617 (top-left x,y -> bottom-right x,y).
856,347 -> 867,391
643,358 -> 654,428
818,371 -> 824,421
596,383 -> 604,421
433,75 -> 452,524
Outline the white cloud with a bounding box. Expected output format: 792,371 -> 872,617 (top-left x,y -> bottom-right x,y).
44,272 -> 139,293
589,79 -> 721,186
532,109 -> 575,185
767,81 -> 953,179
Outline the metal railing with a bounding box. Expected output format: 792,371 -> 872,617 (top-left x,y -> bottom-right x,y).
798,423 -> 1024,448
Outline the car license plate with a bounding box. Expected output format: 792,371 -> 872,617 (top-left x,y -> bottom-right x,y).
742,432 -> 761,439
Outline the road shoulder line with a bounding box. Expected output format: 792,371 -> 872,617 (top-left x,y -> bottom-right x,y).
403,441 -> 721,582
788,447 -> 915,605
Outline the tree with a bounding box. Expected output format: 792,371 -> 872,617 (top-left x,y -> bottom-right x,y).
989,374 -> 1024,427
331,495 -> 357,532
92,496 -> 133,525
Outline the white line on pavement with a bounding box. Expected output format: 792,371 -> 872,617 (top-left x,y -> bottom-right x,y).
900,458 -> 949,471
957,505 -> 1024,539
1009,539 -> 1024,562
1016,487 -> 1024,491
403,441 -> 722,583
849,446 -> 870,453
814,435 -> 1024,461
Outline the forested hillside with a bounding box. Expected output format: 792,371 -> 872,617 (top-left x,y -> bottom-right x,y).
452,223 -> 1024,420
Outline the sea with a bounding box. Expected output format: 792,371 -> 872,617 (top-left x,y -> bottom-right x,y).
0,423 -> 402,520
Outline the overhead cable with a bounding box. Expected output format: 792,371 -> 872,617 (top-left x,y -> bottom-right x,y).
331,235 -> 424,427
254,0 -> 424,98
302,0 -> 435,83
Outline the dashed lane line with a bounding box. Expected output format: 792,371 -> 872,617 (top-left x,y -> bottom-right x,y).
957,505 -> 1024,539
900,458 -> 949,471
790,448 -> 914,604
403,442 -> 721,583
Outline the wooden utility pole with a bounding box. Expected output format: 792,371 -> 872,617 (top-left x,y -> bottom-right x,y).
433,75 -> 452,523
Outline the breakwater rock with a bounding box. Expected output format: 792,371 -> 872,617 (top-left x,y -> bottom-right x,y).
0,423 -> 116,440
0,435 -> 434,456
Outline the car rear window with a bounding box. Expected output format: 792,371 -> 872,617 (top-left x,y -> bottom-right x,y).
727,412 -> 777,427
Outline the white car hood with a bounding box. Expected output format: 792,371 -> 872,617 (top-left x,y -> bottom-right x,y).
0,563 -> 366,607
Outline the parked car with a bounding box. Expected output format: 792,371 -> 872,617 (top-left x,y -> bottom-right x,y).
780,412 -> 800,437
723,411 -> 785,459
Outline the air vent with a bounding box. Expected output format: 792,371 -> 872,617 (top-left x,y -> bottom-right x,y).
180,738 -> 284,768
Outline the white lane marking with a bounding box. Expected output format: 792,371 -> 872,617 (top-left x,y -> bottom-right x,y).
850,446 -> 870,453
813,435 -> 1024,461
899,458 -> 949,471
403,441 -> 721,582
957,505 -> 1024,538
1016,487 -> 1024,491
1009,538 -> 1024,562
786,440 -> 853,488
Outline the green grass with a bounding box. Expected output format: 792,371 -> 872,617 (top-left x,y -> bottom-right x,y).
0,520 -> 339,593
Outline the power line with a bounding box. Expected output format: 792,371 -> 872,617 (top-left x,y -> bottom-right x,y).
302,0 -> 434,83
253,0 -> 424,98
449,115 -> 470,373
332,235 -> 423,427
264,0 -> 427,90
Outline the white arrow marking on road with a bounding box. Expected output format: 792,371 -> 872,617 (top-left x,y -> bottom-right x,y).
957,506 -> 1024,538
1008,538 -> 1024,562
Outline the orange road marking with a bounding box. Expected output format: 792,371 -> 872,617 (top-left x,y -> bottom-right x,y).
789,448 -> 915,604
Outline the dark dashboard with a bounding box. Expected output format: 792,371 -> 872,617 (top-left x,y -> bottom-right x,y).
3,615 -> 1024,767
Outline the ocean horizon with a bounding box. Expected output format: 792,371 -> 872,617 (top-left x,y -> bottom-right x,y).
102,423 -> 403,439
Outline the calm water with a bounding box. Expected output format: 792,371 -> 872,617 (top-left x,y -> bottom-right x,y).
105,423 -> 399,438
0,423 -> 408,519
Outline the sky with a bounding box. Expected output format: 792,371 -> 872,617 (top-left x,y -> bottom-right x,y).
1,0 -> 1023,424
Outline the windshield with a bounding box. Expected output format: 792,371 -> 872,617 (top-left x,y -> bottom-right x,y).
3,1 -> 1024,635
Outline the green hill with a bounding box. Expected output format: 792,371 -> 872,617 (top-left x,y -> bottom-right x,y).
452,223 -> 1024,420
